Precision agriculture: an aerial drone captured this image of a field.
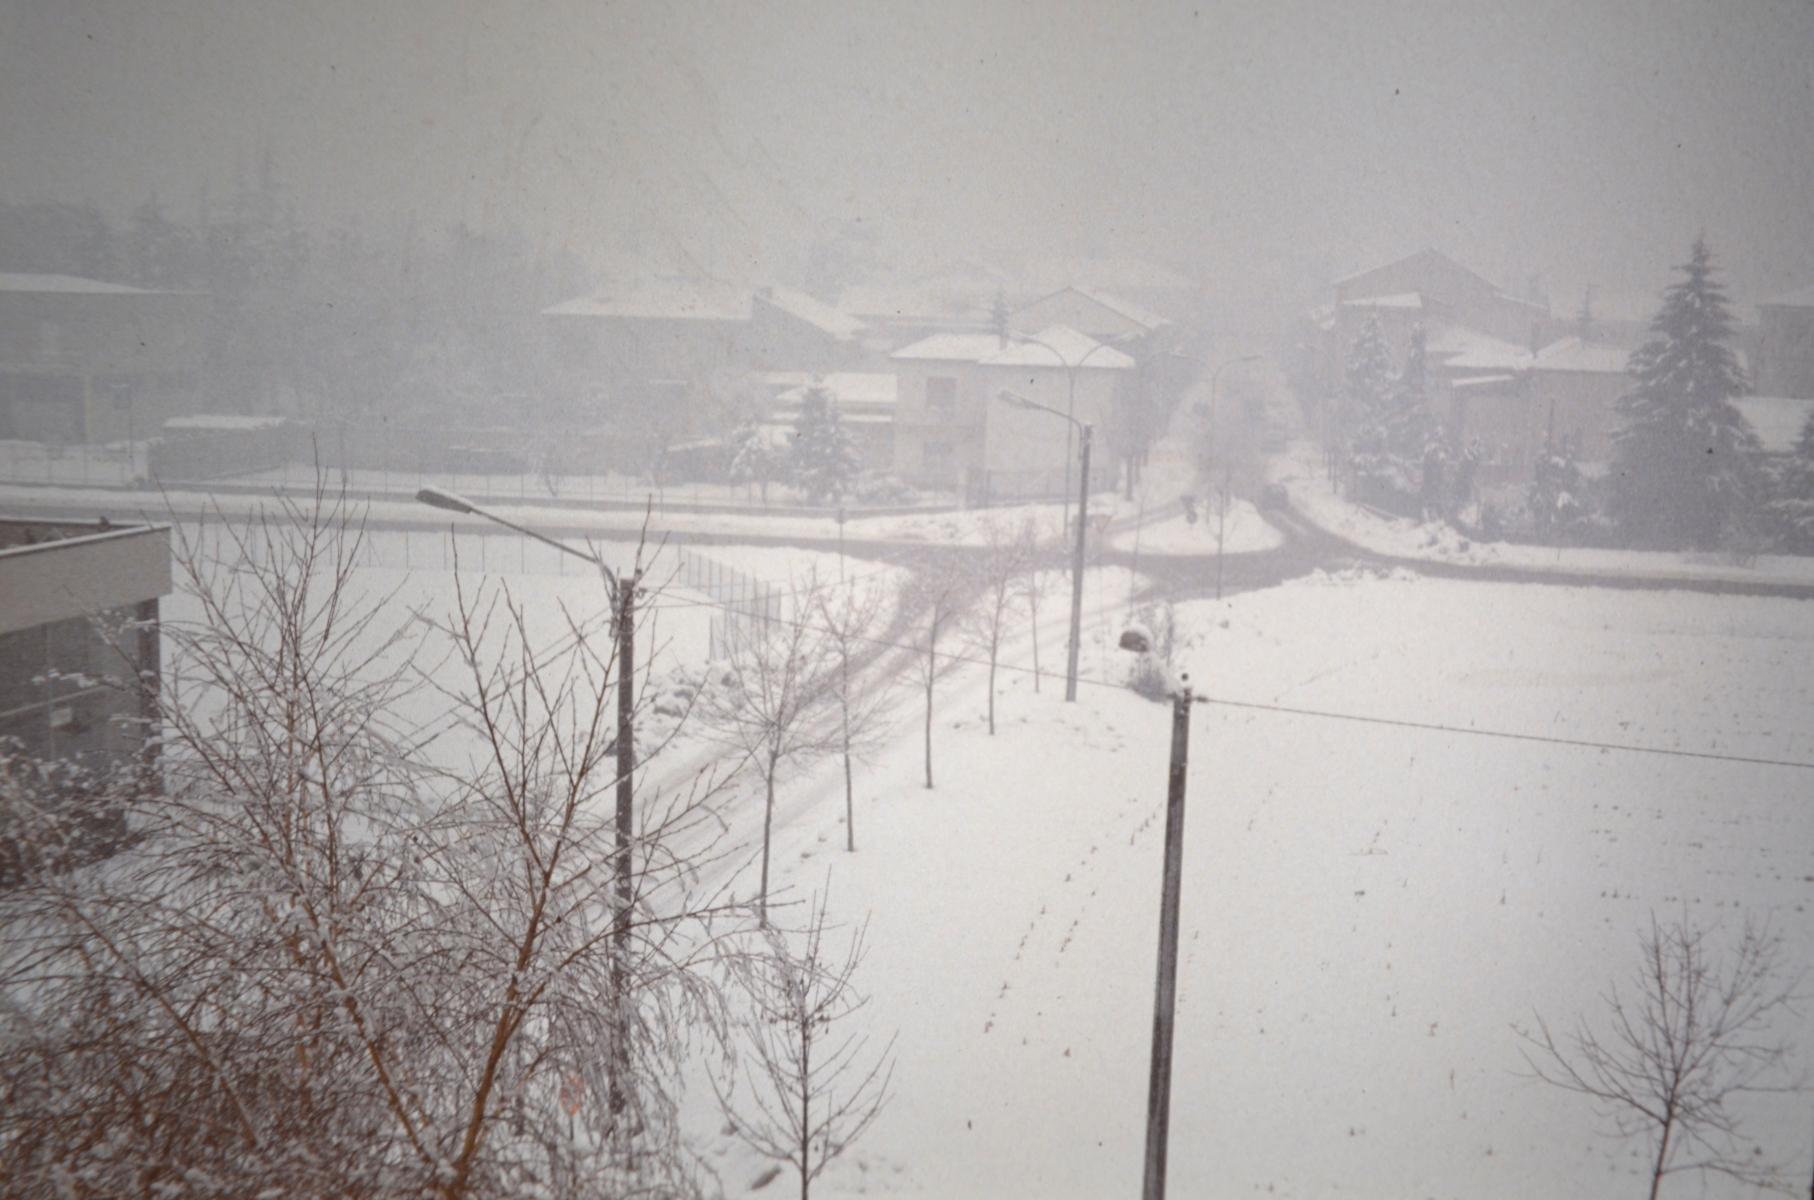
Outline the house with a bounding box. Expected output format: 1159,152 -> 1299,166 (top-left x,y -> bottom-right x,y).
1009,285 -> 1172,347
1333,249 -> 1549,355
1,516 -> 169,773
543,275 -> 752,408
1016,256 -> 1201,322
889,326 -> 1134,501
746,286 -> 868,372
1433,331 -> 1630,488
1753,285 -> 1814,400
0,272 -> 204,446
1733,396 -> 1814,458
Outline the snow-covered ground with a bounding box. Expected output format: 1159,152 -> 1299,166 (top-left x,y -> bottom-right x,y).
153,510 -> 1814,1198
699,568 -> 1814,1199
1272,440 -> 1814,586
1110,496 -> 1282,556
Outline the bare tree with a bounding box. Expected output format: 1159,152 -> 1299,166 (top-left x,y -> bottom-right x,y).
713,891 -> 895,1200
0,490 -> 733,1200
902,556 -> 970,789
968,515 -> 1033,734
1517,913 -> 1806,1200
699,583 -> 840,927
1014,517 -> 1062,694
813,574 -> 892,852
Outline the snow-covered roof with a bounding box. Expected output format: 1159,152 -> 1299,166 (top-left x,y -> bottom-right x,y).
1428,323 -> 1532,372
1760,284 -> 1814,309
1449,374 -> 1518,389
0,272 -> 158,295
1532,337 -> 1629,374
980,326 -> 1135,370
543,277 -> 752,321
163,414 -> 288,432
756,286 -> 866,340
1734,396 -> 1814,455
774,373 -> 898,408
889,332 -> 1007,362
1340,292 -> 1424,310
1017,284 -> 1171,332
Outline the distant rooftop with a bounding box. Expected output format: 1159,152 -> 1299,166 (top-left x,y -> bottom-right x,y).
890,325 -> 1134,370
1533,337 -> 1629,374
1340,292 -> 1425,310
1427,323 -> 1532,371
1734,397 -> 1814,455
774,372 -> 898,408
0,272 -> 158,295
544,276 -> 753,321
890,332 -> 1010,362
756,286 -> 866,340
1019,284 -> 1172,332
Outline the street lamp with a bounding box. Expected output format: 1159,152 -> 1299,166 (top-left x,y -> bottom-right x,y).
1010,330 -> 1131,530
997,389 -> 1090,703
416,486 -> 643,1120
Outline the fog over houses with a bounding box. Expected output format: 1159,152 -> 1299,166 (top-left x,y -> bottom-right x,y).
3,4 -> 1814,1198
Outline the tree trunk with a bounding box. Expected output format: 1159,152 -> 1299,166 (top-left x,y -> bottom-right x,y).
842,660 -> 855,852
986,637 -> 997,735
923,672 -> 934,790
1648,1113 -> 1674,1200
799,1020 -> 813,1200
760,757 -> 777,927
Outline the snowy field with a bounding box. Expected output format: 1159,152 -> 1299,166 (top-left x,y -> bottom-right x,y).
701,570 -> 1814,1199
153,516 -> 1814,1197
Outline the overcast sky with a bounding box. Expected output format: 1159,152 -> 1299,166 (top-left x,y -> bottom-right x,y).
3,0 -> 1811,323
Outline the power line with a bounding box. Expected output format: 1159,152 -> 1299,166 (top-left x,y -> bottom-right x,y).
403,545 -> 1814,775
640,576 -> 1814,773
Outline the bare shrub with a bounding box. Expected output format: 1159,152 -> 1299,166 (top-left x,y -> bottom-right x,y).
712,891 -> 894,1200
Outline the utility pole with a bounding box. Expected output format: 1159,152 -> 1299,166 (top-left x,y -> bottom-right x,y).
1143,675 -> 1193,1200
1066,423 -> 1092,702
609,566 -> 636,1122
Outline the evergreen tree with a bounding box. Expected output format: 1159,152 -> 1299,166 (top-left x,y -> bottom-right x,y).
1528,438 -> 1585,543
1346,318 -> 1435,513
1608,239 -> 1761,549
728,416 -> 778,502
1338,315 -> 1396,496
1765,409 -> 1814,552
788,386 -> 859,505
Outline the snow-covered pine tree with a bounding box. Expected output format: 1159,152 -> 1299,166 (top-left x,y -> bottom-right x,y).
1345,317 -> 1435,513
789,385 -> 860,505
1528,438 -> 1585,543
1765,408 -> 1814,552
728,415 -> 777,502
1608,238 -> 1762,549
1338,315 -> 1396,499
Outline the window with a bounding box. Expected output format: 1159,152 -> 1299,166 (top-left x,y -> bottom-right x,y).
926,376 -> 957,419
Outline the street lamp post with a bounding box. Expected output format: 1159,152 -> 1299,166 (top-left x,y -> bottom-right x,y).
1012,331 -> 1129,532
416,486 -> 643,1120
998,389 -> 1090,702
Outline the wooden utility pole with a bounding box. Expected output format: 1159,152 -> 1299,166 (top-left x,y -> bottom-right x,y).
1143,678 -> 1193,1200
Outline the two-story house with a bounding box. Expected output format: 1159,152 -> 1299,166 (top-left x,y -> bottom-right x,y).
889,325 -> 1134,502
